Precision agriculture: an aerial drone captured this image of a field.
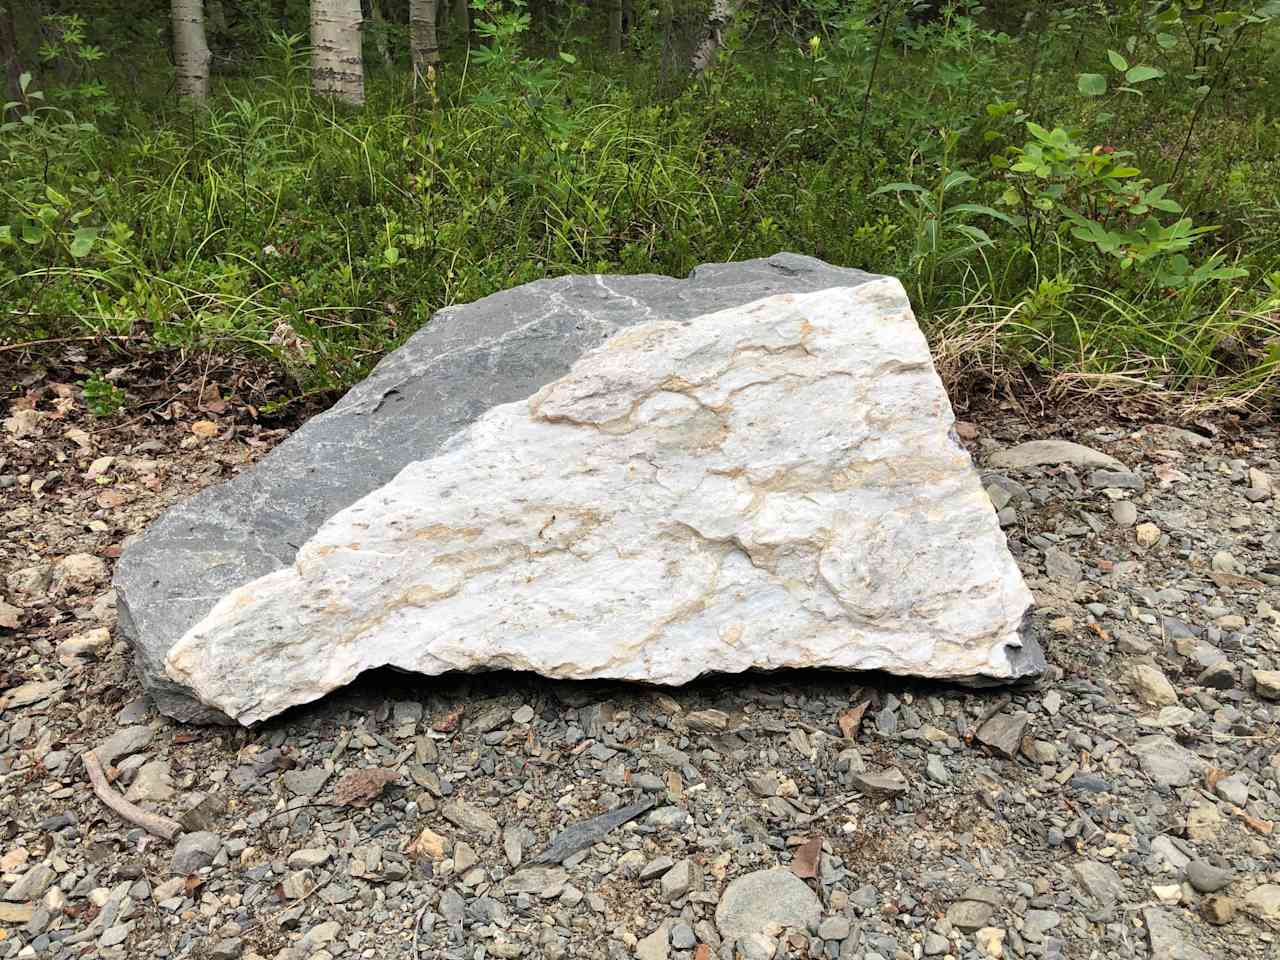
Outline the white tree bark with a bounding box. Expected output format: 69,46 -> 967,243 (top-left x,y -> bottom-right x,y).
409,0 -> 440,82
311,0 -> 365,106
172,0 -> 211,103
690,0 -> 738,75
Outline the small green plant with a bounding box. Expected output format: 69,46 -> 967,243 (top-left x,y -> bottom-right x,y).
998,123 -> 1246,289
81,374 -> 126,416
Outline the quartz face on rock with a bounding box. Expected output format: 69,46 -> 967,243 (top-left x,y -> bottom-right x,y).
115,254 -> 884,722
166,278 -> 1041,725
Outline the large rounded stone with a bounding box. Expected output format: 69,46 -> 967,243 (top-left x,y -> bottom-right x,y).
715,868 -> 821,942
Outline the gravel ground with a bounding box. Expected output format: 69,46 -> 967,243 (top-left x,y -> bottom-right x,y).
2,360 -> 1279,960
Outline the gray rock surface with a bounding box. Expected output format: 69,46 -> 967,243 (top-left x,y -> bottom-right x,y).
715,868 -> 821,942
116,254 -> 881,723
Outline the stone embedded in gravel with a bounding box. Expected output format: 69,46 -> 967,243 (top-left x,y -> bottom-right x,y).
91,725 -> 154,768
1197,661 -> 1234,689
1043,546 -> 1083,585
123,760 -> 175,803
1186,804 -> 1222,842
1212,774 -> 1249,806
715,868 -> 822,943
1071,860 -> 1124,905
1132,735 -> 1202,787
1201,896 -> 1236,926
850,767 -> 908,797
636,924 -> 670,960
1186,860 -> 1233,894
1143,907 -> 1210,960
3,864 -> 55,901
660,859 -> 700,902
287,848 -> 331,869
0,679 -> 63,710
0,903 -> 35,924
975,712 -> 1029,759
441,799 -> 499,838
1022,910 -> 1060,941
1135,522 -> 1161,547
1111,501 -> 1137,526
1128,664 -> 1178,707
945,899 -> 994,931
985,440 -> 1124,472
817,917 -> 850,941
113,254 -> 883,722
282,766 -> 330,798
1089,469 -> 1144,491
1244,885 -> 1280,920
686,709 -> 730,733
975,927 -> 1006,958
163,280 -> 1042,725
1252,670 -> 1280,700
170,832 -> 221,875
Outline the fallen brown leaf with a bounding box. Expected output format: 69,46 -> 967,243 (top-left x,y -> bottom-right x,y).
837,701 -> 869,740
790,836 -> 822,880
333,767 -> 399,807
433,704 -> 464,733
0,601 -> 20,630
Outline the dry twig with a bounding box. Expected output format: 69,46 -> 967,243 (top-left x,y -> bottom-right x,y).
82,749 -> 182,840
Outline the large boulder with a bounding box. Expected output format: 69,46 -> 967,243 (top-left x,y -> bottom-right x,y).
161,276 -> 1042,725
117,254 -> 887,722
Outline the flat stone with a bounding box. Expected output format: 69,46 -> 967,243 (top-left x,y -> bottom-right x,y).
0,680 -> 63,710
3,864 -> 55,901
1253,670 -> 1280,700
170,831 -> 220,875
1143,907 -> 1210,960
1043,547 -> 1082,585
282,767 -> 330,798
946,900 -> 994,931
124,761 -> 175,803
92,726 -> 155,768
164,281 -> 1041,724
1071,860 -> 1124,905
850,767 -> 909,797
1132,735 -> 1203,787
1088,469 -> 1144,491
0,903 -> 35,924
975,712 -> 1029,759
1186,860 -> 1233,893
441,799 -> 499,839
636,925 -> 669,960
659,859 -> 700,902
715,868 -> 821,942
287,848 -> 331,869
817,917 -> 850,940
114,254 -> 884,722
1128,664 -> 1178,707
1111,501 -> 1137,526
1245,884 -> 1280,920
985,440 -> 1125,472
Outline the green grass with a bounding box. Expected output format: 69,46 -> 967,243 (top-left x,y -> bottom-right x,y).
3,4 -> 1279,411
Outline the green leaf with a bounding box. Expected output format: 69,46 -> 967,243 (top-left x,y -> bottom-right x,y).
1125,65 -> 1164,83
1077,73 -> 1107,96
1107,49 -> 1129,72
1156,32 -> 1178,49
45,186 -> 69,207
69,226 -> 99,258
558,51 -> 576,64
871,182 -> 929,196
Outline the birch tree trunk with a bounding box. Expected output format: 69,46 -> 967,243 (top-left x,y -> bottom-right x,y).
368,0 -> 390,66
409,0 -> 439,82
311,0 -> 365,106
171,0 -> 211,103
608,0 -> 623,53
0,2 -> 22,109
690,0 -> 737,75
452,0 -> 469,43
